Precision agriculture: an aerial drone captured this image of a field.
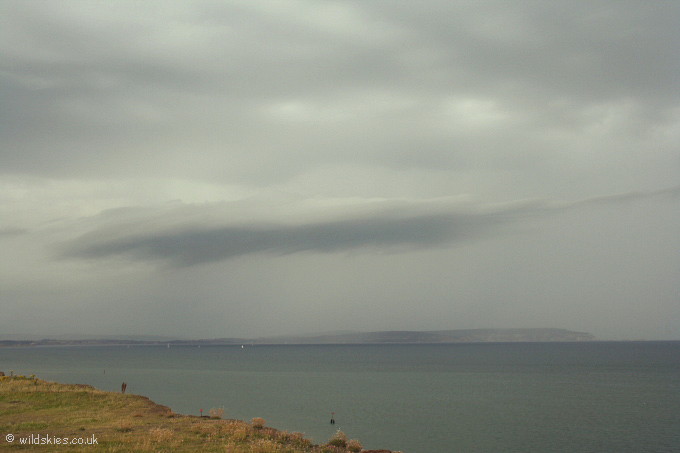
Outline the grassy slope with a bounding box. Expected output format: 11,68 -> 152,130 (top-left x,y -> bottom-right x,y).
0,376 -> 383,452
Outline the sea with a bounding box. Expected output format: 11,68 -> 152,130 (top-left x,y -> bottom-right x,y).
2,342 -> 679,453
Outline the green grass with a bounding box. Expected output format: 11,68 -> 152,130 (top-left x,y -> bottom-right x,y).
0,376 -> 389,452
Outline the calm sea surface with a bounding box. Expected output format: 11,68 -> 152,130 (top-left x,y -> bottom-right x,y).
2,342 -> 679,452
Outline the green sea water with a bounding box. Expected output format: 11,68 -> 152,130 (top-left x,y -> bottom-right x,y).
2,342 -> 679,452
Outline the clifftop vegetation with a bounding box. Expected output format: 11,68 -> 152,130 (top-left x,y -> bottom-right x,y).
0,375 -> 396,452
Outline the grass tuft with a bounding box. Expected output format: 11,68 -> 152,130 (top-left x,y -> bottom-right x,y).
327,429 -> 348,447
251,417 -> 266,429
346,438 -> 363,452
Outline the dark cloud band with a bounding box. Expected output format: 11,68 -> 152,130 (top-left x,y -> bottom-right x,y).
58,187 -> 679,266
60,210 -> 503,266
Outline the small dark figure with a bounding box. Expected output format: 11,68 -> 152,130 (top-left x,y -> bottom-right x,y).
330,411 -> 335,424
121,382 -> 127,394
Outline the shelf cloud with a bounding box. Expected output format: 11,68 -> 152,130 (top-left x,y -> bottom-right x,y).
58,203 -> 508,266
59,187 -> 679,266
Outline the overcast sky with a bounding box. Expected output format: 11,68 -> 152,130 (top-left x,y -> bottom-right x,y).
1,0 -> 679,340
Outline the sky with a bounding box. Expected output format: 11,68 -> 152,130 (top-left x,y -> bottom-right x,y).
1,0 -> 679,340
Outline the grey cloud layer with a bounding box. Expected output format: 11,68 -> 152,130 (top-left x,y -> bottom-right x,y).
2,1 -> 678,192
2,1 -> 679,340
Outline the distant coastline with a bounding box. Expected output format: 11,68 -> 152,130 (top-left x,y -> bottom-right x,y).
1,328 -> 594,347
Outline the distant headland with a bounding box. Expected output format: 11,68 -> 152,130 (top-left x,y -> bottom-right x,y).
1,328 -> 594,347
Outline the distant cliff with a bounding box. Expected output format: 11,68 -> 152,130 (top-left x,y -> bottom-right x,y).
2,328 -> 594,347
244,328 -> 595,344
